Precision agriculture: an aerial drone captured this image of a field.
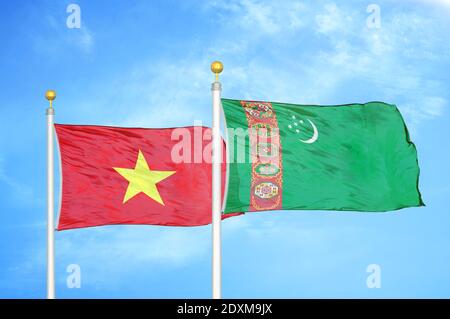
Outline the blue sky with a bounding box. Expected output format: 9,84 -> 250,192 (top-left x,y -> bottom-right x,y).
1,0 -> 450,298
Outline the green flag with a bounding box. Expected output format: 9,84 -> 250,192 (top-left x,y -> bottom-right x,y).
222,99 -> 423,213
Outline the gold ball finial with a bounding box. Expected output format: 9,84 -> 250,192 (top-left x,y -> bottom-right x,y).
45,90 -> 56,101
45,90 -> 56,108
211,61 -> 223,81
211,61 -> 223,74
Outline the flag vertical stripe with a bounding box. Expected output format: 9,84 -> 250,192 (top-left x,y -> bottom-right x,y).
241,101 -> 283,211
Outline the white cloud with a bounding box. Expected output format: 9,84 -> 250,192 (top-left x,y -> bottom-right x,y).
75,27 -> 94,53
315,3 -> 352,35
309,3 -> 447,131
57,227 -> 209,267
205,2 -> 446,115
402,96 -> 447,127
0,156 -> 41,207
424,97 -> 447,117
92,1 -> 447,135
418,0 -> 450,8
118,59 -> 212,127
33,14 -> 94,56
52,217 -> 247,288
205,0 -> 306,36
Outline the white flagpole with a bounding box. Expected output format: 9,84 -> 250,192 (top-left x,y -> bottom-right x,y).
45,90 -> 56,299
211,61 -> 223,299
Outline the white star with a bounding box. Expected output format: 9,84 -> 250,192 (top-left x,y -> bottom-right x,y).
288,124 -> 292,129
292,115 -> 296,119
300,120 -> 304,124
294,122 -> 298,126
295,129 -> 300,133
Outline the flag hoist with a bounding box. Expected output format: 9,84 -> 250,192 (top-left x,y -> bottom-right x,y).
211,61 -> 223,299
45,89 -> 56,299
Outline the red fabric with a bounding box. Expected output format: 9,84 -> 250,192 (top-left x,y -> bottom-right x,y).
55,124 -> 240,230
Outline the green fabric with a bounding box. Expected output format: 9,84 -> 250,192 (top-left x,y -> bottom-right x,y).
222,98 -> 424,213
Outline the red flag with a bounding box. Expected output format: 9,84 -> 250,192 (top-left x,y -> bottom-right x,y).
55,124 -> 239,230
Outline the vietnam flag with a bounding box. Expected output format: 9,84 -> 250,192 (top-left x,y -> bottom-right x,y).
55,124 -> 238,230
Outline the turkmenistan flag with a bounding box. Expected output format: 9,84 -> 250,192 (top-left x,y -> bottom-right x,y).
222,99 -> 424,214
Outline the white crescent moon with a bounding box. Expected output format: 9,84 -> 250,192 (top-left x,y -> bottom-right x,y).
300,119 -> 318,144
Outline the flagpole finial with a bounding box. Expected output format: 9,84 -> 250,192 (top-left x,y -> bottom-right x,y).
45,90 -> 56,108
211,61 -> 223,82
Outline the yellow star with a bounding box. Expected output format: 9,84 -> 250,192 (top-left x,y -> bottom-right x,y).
113,150 -> 176,205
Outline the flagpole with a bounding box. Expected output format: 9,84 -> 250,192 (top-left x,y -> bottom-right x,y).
211,61 -> 223,299
45,90 -> 56,299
